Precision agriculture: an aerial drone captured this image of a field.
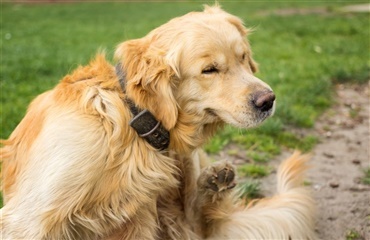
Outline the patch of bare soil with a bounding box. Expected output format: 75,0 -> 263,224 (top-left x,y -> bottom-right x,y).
261,83 -> 370,239
257,7 -> 331,17
257,4 -> 370,16
341,4 -> 370,13
309,83 -> 370,239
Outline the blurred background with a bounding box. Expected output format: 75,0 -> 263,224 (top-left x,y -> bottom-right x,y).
1,1 -> 369,238
1,1 -> 368,148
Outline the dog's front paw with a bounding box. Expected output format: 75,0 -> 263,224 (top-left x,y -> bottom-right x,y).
198,161 -> 237,192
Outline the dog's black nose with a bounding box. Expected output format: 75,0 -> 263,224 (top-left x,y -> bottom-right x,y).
252,90 -> 275,112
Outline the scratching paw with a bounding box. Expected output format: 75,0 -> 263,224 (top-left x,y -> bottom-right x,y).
199,161 -> 237,192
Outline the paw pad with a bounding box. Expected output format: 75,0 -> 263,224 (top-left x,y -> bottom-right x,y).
206,165 -> 236,192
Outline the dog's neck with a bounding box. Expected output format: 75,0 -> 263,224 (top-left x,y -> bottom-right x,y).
169,119 -> 223,155
115,63 -> 170,151
115,63 -> 224,155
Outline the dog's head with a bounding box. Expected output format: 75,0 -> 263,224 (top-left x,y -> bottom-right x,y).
115,5 -> 275,133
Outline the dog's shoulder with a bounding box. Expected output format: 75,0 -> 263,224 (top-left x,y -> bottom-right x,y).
51,55 -> 124,112
60,54 -> 119,90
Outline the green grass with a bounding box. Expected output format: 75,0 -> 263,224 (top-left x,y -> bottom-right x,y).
0,1 -> 369,207
238,164 -> 270,178
362,168 -> 370,185
1,2 -> 369,141
237,180 -> 263,203
346,229 -> 364,240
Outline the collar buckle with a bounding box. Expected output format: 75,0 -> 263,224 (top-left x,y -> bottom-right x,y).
129,110 -> 170,151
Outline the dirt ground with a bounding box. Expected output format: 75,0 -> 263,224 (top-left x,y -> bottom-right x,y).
259,83 -> 369,239
308,83 -> 369,239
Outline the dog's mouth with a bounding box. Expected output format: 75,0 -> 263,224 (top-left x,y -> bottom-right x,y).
255,104 -> 275,123
205,108 -> 219,117
204,100 -> 275,128
204,108 -> 223,123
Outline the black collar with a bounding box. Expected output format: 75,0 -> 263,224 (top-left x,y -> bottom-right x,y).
115,63 -> 170,151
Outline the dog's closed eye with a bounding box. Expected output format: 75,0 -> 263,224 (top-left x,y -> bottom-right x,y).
242,53 -> 246,61
202,65 -> 218,74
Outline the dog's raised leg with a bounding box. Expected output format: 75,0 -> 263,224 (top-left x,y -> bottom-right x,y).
195,160 -> 239,238
195,152 -> 317,240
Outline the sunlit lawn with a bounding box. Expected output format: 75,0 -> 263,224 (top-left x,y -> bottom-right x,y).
1,1 -> 369,206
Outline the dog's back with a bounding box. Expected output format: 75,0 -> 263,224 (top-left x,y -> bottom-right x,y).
0,55 -> 178,239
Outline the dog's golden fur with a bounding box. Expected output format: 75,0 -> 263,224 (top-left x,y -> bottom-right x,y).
0,5 -> 316,239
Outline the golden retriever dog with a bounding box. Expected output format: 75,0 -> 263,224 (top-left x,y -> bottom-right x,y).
0,5 -> 316,240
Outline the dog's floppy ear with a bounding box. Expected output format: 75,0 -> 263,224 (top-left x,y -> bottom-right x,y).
115,38 -> 178,130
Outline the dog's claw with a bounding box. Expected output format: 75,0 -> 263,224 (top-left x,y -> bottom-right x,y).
227,182 -> 237,189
